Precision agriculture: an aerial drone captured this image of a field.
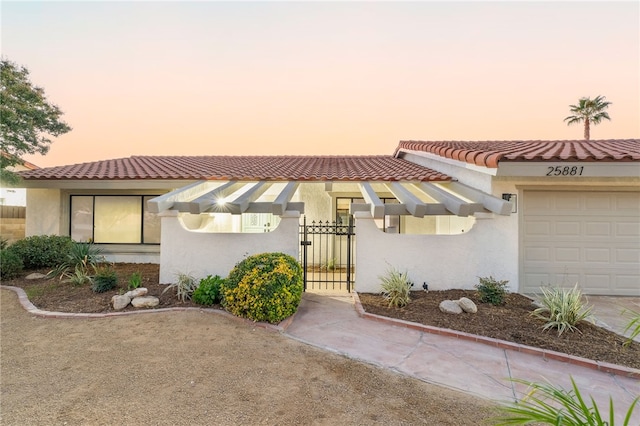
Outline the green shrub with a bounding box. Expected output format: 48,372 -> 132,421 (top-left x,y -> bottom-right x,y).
379,266 -> 413,308
495,377 -> 639,425
193,275 -> 224,306
128,271 -> 142,290
8,235 -> 74,269
476,276 -> 509,306
162,272 -> 198,302
0,238 -> 8,250
221,252 -> 303,324
0,249 -> 24,279
622,308 -> 640,348
91,264 -> 117,293
531,284 -> 593,336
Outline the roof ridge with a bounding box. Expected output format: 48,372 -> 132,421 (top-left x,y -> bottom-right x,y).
396,139 -> 640,167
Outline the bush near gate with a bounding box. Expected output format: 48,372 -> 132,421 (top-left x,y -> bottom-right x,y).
221,253 -> 303,324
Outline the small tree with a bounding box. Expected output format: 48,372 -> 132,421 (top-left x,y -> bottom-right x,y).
0,58 -> 72,184
564,95 -> 611,141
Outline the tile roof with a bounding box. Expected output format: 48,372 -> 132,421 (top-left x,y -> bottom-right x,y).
395,140 -> 640,168
19,155 -> 451,182
1,151 -> 39,170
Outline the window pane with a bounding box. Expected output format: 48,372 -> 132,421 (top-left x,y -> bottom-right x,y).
94,197 -> 141,243
143,196 -> 161,243
71,196 -> 94,242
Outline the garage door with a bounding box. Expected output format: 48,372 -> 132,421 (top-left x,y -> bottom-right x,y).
522,191 -> 640,296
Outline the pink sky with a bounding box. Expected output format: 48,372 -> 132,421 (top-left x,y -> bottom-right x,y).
2,1 -> 638,168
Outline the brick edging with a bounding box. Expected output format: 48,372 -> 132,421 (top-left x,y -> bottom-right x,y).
0,285 -> 287,333
351,292 -> 640,379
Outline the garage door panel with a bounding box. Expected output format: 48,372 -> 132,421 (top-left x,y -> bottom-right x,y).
524,221 -> 551,236
616,222 -> 640,237
522,191 -> 640,296
555,247 -> 580,262
616,248 -> 640,263
585,194 -> 612,210
615,193 -> 640,211
556,221 -> 580,235
585,222 -> 610,237
524,247 -> 550,261
616,276 -> 640,295
523,273 -> 552,291
556,195 -> 581,210
583,275 -> 611,293
585,248 -> 610,263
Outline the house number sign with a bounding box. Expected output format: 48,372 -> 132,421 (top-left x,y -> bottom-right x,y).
545,166 -> 585,176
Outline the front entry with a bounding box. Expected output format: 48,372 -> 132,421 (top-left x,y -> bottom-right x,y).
299,216 -> 355,292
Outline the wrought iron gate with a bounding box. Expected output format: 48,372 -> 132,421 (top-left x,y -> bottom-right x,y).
299,216 -> 355,292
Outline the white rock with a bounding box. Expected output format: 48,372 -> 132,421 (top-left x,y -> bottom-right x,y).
457,297 -> 478,313
111,295 -> 131,310
439,300 -> 463,314
25,273 -> 47,280
131,296 -> 159,308
124,287 -> 148,298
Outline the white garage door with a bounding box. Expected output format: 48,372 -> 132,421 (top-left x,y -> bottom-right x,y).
522,191 -> 640,296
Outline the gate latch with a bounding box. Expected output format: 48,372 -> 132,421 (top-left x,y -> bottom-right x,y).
300,241 -> 311,246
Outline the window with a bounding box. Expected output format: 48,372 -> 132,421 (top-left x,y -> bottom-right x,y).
70,195 -> 160,244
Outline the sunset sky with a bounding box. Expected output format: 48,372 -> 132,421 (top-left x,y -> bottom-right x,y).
2,1 -> 639,168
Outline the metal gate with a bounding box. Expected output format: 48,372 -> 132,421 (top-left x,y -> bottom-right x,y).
299,216 -> 355,292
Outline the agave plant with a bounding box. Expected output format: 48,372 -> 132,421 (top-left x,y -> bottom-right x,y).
49,242 -> 105,279
622,308 -> 640,348
162,272 -> 198,302
496,377 -> 638,425
531,284 -> 594,336
379,266 -> 413,308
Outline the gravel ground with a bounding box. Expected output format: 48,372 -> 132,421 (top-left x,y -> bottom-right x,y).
0,289 -> 497,425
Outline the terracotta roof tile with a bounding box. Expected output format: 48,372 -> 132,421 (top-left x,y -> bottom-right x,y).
396,140 -> 640,168
19,155 -> 451,182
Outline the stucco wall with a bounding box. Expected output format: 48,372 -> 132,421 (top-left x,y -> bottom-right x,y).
295,183 -> 331,221
354,212 -> 518,293
26,189 -> 61,236
159,210 -> 301,284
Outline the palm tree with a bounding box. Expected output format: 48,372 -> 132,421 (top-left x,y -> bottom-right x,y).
564,95 -> 611,141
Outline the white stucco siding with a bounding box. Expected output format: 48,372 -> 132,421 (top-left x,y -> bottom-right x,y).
294,183 -> 331,222
26,188 -> 62,236
354,212 -> 518,294
101,245 -> 160,264
159,210 -> 301,284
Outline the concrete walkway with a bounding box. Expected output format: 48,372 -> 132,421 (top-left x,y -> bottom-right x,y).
284,293 -> 640,424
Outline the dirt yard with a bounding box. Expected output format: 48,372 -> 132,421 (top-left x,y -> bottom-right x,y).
0,288 -> 498,425
7,263 -> 639,369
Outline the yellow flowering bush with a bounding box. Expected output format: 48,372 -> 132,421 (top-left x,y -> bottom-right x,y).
221,252 -> 303,324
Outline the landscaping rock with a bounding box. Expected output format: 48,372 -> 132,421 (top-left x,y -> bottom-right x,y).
457,297 -> 477,313
25,273 -> 47,280
131,296 -> 159,308
124,287 -> 148,298
439,300 -> 462,314
111,295 -> 131,310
